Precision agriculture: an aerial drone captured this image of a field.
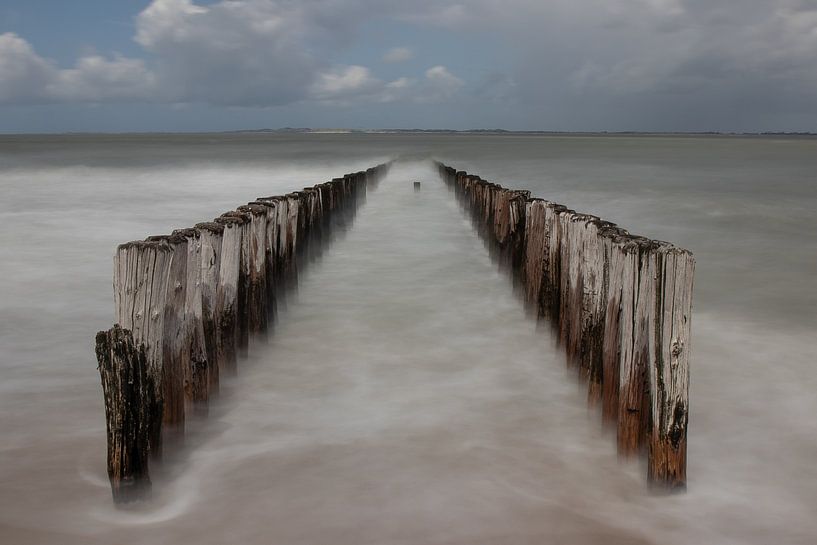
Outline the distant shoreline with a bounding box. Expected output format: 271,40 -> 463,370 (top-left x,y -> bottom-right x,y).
228,128 -> 817,137
1,128 -> 815,137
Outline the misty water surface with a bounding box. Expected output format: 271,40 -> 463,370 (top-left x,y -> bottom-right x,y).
0,134 -> 815,544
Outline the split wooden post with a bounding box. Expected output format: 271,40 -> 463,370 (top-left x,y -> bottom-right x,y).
648,246 -> 694,489
195,222 -> 223,398
599,228 -> 629,424
237,204 -> 269,337
96,325 -> 158,503
174,227 -> 210,416
250,198 -> 280,324
221,211 -> 252,359
213,216 -> 242,376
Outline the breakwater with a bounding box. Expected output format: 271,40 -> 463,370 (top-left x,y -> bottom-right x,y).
95,164 -> 390,503
437,162 -> 694,490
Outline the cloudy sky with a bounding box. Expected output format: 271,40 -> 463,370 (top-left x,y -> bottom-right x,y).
2,0 -> 816,132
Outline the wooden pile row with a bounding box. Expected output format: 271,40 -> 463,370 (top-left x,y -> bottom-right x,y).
437,162 -> 694,490
95,163 -> 390,503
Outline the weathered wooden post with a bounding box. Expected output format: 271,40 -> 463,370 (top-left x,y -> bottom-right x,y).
237,204 -> 269,337
435,160 -> 693,490
648,245 -> 693,490
213,216 -> 242,376
599,229 -> 629,424
221,211 -> 252,359
576,217 -> 610,405
251,198 -> 280,324
113,239 -> 173,459
195,222 -> 223,398
96,325 -> 159,503
172,227 -> 210,415
617,238 -> 658,457
146,233 -> 188,443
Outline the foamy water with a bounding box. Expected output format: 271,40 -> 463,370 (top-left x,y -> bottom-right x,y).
1,134 -> 815,544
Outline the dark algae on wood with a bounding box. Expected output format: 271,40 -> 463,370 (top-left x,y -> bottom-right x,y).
436,161 -> 694,490
95,163 -> 391,504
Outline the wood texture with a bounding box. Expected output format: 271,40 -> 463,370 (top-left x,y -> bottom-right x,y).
437,161 -> 693,489
113,239 -> 173,458
96,325 -> 158,503
145,233 -> 188,443
214,215 -> 242,376
98,162 -> 391,504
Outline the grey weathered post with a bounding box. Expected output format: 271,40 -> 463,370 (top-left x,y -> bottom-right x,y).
251,198 -> 280,324
213,216 -> 242,376
174,227 -> 210,415
648,245 -> 694,490
146,233 -> 188,444
221,210 -> 252,359
113,239 -> 173,458
237,204 -> 269,337
195,222 -> 223,398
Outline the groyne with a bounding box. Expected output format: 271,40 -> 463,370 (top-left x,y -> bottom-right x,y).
94,158 -> 693,503
436,162 -> 694,490
95,164 -> 390,503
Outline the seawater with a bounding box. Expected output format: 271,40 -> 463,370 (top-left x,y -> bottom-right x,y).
1,133 -> 815,544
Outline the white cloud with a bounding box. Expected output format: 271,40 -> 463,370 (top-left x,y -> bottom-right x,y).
0,1 -> 470,108
0,33 -> 55,103
310,64 -> 465,105
383,47 -> 413,63
421,65 -> 464,101
0,32 -> 154,104
310,65 -> 382,101
50,55 -> 156,102
133,0 -> 316,106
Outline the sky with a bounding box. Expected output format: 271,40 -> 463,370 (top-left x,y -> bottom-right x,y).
1,0 -> 816,132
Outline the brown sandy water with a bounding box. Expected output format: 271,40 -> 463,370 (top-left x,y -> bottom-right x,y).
1,134 -> 815,544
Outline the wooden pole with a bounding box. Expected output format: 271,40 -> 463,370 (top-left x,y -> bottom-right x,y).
195,222 -> 223,398
220,211 -> 252,359
237,204 -> 269,338
435,160 -> 694,489
213,216 -> 242,376
250,198 -> 280,325
174,227 -> 210,416
648,246 -> 693,490
96,325 -> 158,503
145,233 -> 188,444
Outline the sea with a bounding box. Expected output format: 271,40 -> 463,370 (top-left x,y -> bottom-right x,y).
1,133 -> 815,544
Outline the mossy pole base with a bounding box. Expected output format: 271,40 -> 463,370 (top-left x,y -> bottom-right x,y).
96,325 -> 159,504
